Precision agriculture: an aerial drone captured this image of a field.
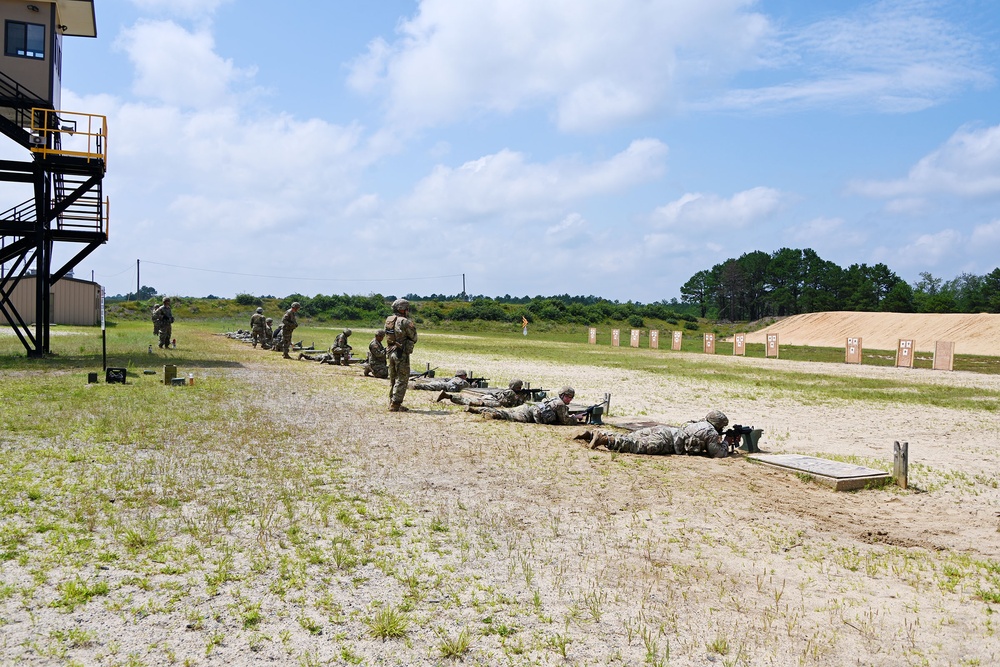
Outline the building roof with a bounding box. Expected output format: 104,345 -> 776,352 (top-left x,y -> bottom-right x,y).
54,0 -> 97,38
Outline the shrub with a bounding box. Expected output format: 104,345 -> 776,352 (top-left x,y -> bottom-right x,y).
235,293 -> 261,306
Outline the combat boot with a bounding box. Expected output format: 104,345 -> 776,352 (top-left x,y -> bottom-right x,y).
590,432 -> 612,450
435,390 -> 449,402
573,430 -> 593,443
282,353 -> 292,359
389,402 -> 408,412
297,353 -> 304,360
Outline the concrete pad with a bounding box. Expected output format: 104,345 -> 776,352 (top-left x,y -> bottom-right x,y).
749,454 -> 892,491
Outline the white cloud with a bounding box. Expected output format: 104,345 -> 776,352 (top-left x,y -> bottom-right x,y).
851,123 -> 1000,199
711,0 -> 992,113
348,0 -> 772,132
786,217 -> 866,248
971,220 -> 1000,249
400,139 -> 667,223
129,0 -> 232,21
875,228 -> 964,270
651,186 -> 783,229
116,21 -> 256,108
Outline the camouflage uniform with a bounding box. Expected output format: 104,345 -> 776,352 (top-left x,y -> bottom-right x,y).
250,309 -> 265,348
412,372 -> 469,392
262,319 -> 274,348
588,410 -> 729,458
299,351 -> 335,363
476,395 -> 575,425
152,299 -> 173,349
591,425 -> 679,455
362,333 -> 388,378
281,303 -> 300,358
331,330 -> 352,365
385,299 -> 418,411
449,387 -> 526,408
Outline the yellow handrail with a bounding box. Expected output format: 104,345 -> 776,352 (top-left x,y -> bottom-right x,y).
29,108 -> 108,167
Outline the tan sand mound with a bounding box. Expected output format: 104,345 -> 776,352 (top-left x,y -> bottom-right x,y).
743,311 -> 1000,356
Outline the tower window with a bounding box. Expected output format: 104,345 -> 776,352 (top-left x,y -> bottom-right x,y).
5,21 -> 46,60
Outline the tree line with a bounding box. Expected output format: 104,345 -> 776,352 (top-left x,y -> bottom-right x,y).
680,248 -> 1000,320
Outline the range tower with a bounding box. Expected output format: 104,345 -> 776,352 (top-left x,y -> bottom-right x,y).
1,0 -> 106,356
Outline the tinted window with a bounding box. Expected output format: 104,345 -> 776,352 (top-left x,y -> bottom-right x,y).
4,21 -> 45,59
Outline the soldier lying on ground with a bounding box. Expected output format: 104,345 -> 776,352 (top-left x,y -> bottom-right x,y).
470,386 -> 585,425
411,370 -> 469,393
362,330 -> 388,378
297,350 -> 336,363
577,410 -> 731,458
436,378 -> 528,407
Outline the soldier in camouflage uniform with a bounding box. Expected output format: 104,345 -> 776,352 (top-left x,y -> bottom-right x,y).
440,379 -> 528,408
331,328 -> 353,365
385,298 -> 418,412
152,297 -> 174,349
249,307 -> 266,348
471,386 -> 583,425
281,302 -> 300,359
584,410 -> 730,458
262,318 -> 274,348
362,330 -> 388,378
411,370 -> 469,393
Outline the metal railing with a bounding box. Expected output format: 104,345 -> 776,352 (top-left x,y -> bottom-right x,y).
29,108 -> 108,167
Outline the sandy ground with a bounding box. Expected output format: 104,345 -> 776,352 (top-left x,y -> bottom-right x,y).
3,329 -> 1000,666
744,311 -> 1000,355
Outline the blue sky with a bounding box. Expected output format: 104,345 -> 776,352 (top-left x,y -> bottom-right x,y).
13,0 -> 1000,302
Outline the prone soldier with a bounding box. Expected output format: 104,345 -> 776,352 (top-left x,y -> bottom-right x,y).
470,386 -> 584,425
582,410 -> 731,458
438,379 -> 528,408
411,370 -> 469,393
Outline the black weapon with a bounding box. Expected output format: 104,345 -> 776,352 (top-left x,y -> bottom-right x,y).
514,387 -> 548,400
569,402 -> 607,425
410,366 -> 439,380
723,424 -> 762,454
466,376 -> 490,388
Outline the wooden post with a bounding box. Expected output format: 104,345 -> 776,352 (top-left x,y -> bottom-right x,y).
649,330 -> 659,349
612,329 -> 620,347
766,333 -> 779,358
671,331 -> 682,351
845,337 -> 862,364
703,332 -> 715,354
588,327 -> 597,344
630,329 -> 640,348
895,339 -> 914,368
933,340 -> 954,371
893,441 -> 908,489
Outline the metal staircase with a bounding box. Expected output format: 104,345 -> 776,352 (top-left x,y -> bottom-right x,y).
1,71 -> 109,355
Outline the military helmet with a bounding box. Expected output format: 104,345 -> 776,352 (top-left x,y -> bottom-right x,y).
265,317 -> 273,323
375,329 -> 385,336
456,370 -> 467,377
344,328 -> 352,336
391,298 -> 410,313
705,410 -> 729,432
162,297 -> 171,304
291,301 -> 301,309
558,386 -> 575,398
508,378 -> 523,390
256,307 -> 263,314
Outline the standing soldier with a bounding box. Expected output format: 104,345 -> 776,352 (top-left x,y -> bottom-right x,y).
384,298 -> 418,412
152,297 -> 174,349
362,330 -> 388,378
249,307 -> 266,348
331,328 -> 353,365
281,302 -> 301,359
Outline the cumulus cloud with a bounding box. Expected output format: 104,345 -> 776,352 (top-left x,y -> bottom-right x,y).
875,228 -> 964,270
116,21 -> 256,108
850,123 -> 1000,200
651,186 -> 784,230
400,139 -> 667,223
347,0 -> 772,132
971,220 -> 1000,249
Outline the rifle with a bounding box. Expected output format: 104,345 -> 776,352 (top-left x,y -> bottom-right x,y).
466,376 -> 490,388
514,387 -> 548,401
723,424 -> 762,454
410,366 -> 439,380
